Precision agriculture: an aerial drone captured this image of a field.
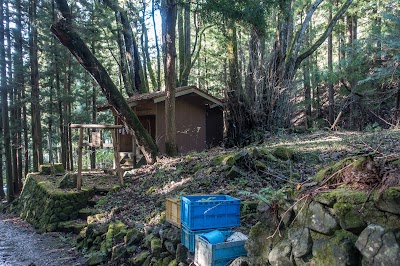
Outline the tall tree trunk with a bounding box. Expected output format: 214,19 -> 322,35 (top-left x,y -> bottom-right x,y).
395,87 -> 400,128
304,59 -> 312,129
90,42 -> 97,169
328,3 -> 335,125
0,111 -> 3,199
226,21 -> 249,146
6,0 -> 19,194
152,0 -> 161,91
15,0 -> 24,185
163,0 -> 178,156
103,0 -> 142,95
115,11 -> 133,95
52,0 -> 67,170
181,2 -> 191,86
29,0 -> 43,171
1,0 -> 13,202
52,0 -> 158,164
67,60 -> 74,170
178,5 -> 184,86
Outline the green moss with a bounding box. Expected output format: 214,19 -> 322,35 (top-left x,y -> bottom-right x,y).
272,147 -> 294,160
39,163 -> 65,175
311,230 -> 357,266
314,168 -> 332,182
390,159 -> 400,166
168,259 -> 178,266
146,186 -> 155,195
130,250 -> 150,265
332,229 -> 357,245
315,188 -> 368,206
212,153 -> 236,167
150,238 -> 162,254
381,186 -> 400,200
192,162 -> 206,173
125,228 -> 144,246
352,156 -> 368,169
12,174 -> 90,231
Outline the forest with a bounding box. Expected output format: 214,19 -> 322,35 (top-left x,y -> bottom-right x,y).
0,0 -> 399,204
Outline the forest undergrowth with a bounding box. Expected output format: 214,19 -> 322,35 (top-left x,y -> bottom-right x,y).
96,129 -> 400,231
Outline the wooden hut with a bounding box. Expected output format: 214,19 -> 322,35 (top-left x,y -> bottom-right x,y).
99,86 -> 224,165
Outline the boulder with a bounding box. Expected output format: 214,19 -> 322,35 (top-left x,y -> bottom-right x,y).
175,244 -> 188,263
161,227 -> 181,244
288,228 -> 312,258
125,228 -> 144,247
311,230 -> 359,266
374,186 -> 400,215
86,251 -> 106,266
130,250 -> 150,266
229,257 -> 251,266
151,237 -> 162,254
164,240 -> 177,255
333,203 -> 366,233
268,240 -> 293,266
355,224 -> 400,265
111,243 -> 127,261
246,222 -> 278,264
305,202 -> 338,235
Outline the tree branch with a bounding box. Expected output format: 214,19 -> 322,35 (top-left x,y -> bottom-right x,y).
295,0 -> 353,69
286,0 -> 324,65
51,0 -> 158,164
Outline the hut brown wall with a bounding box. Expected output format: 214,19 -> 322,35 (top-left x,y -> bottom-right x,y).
118,93 -> 222,155
156,95 -> 206,154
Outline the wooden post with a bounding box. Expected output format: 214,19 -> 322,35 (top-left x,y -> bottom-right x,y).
112,129 -> 124,185
77,127 -> 84,190
132,135 -> 137,168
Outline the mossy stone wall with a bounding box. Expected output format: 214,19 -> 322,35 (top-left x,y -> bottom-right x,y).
14,174 -> 90,231
247,187 -> 400,265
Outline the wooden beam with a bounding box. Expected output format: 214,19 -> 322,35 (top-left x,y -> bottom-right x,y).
70,124 -> 123,129
112,129 -> 124,185
132,136 -> 137,168
77,128 -> 84,190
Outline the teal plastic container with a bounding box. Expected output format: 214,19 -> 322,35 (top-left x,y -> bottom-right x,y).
195,232 -> 247,266
181,225 -> 232,253
180,195 -> 240,230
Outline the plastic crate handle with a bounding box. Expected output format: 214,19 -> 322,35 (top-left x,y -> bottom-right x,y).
203,202 -> 222,215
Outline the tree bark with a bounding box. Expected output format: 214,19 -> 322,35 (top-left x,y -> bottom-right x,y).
294,0 -> 353,71
178,5 -> 184,86
328,2 -> 335,125
181,2 -> 191,86
91,42 -> 97,169
103,0 -> 142,95
51,0 -> 158,164
52,0 -> 67,170
115,11 -> 133,95
1,0 -> 14,201
29,0 -> 44,172
163,0 -> 178,156
152,0 -> 161,91
6,0 -> 19,194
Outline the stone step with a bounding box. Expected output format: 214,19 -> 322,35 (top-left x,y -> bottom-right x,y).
78,208 -> 100,220
57,220 -> 87,234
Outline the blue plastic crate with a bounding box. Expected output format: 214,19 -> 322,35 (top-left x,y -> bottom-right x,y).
195,233 -> 247,266
181,225 -> 232,253
180,195 -> 240,230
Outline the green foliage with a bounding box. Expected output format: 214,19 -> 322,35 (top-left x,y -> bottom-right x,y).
240,186 -> 287,206
200,0 -> 275,33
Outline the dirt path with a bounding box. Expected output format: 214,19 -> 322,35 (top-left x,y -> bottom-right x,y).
0,214 -> 86,266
